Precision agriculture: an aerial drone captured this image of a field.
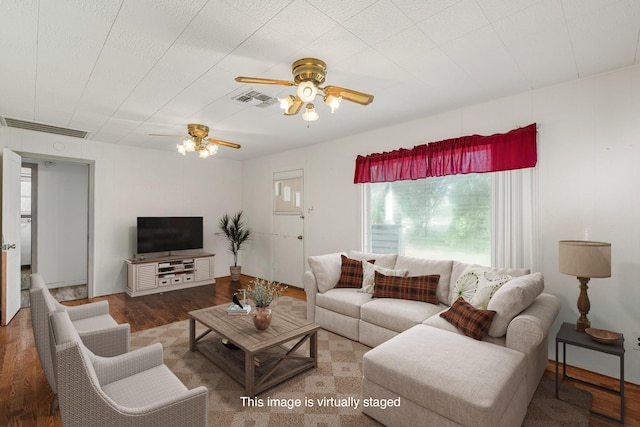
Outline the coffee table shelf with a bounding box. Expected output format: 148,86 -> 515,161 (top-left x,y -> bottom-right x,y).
189,304 -> 320,397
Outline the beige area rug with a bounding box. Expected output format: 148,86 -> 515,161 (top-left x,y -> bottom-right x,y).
130,297 -> 591,427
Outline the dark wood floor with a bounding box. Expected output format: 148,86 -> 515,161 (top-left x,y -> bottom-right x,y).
1,275 -> 638,426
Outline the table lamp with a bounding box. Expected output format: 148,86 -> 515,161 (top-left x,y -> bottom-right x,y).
559,240 -> 611,332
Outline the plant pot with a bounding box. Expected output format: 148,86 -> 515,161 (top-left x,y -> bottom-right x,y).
252,307 -> 272,330
230,266 -> 241,282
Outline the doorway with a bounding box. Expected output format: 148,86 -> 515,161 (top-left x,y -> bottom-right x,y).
19,164 -> 37,306
19,158 -> 89,306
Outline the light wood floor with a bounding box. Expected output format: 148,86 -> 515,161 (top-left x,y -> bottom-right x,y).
1,276 -> 638,426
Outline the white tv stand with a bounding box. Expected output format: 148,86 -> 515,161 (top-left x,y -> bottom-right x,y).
126,253 -> 215,297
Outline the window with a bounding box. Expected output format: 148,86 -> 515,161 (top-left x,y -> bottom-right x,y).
365,173 -> 491,265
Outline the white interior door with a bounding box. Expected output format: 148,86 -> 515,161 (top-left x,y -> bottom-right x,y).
272,170 -> 304,288
1,148 -> 22,325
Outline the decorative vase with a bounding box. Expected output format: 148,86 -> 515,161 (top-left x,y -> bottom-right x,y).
252,307 -> 272,330
230,266 -> 241,282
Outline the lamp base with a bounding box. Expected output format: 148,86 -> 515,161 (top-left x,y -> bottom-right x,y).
575,277 -> 591,333
576,317 -> 590,333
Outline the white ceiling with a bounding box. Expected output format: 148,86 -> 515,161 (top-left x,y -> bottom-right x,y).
1,0 -> 639,161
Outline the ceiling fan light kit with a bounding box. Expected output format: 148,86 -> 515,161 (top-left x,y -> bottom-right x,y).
235,57 -> 374,126
297,80 -> 317,102
151,123 -> 241,159
324,94 -> 341,113
302,103 -> 319,126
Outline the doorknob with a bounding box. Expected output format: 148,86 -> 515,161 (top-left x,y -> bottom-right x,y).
1,243 -> 16,250
297,235 -> 303,240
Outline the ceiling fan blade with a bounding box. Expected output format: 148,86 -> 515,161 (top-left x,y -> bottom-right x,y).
235,76 -> 295,86
149,133 -> 185,138
206,138 -> 241,149
284,96 -> 304,116
323,85 -> 374,105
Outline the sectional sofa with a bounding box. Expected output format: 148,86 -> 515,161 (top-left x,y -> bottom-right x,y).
302,250 -> 561,427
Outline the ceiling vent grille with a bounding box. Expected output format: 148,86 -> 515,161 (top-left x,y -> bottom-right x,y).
0,117 -> 89,138
232,90 -> 278,108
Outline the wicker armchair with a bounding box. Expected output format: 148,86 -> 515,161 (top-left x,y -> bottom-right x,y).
29,273 -> 130,413
49,310 -> 208,427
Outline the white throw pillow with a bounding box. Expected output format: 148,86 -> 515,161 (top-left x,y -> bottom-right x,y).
452,267 -> 513,309
360,261 -> 409,294
308,252 -> 346,293
486,272 -> 544,337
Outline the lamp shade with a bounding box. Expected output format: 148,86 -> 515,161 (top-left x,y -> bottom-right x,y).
559,240 -> 611,278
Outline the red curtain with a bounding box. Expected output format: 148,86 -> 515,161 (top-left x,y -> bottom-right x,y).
354,123 -> 537,184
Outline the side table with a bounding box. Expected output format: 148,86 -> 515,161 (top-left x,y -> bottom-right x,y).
555,322 -> 625,424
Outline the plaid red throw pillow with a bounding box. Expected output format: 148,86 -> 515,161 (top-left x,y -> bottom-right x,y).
373,271 -> 440,304
335,255 -> 373,288
440,297 -> 496,340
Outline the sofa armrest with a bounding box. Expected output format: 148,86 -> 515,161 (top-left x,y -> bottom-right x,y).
303,271 -> 318,322
65,300 -> 110,320
505,293 -> 560,354
93,342 -> 164,386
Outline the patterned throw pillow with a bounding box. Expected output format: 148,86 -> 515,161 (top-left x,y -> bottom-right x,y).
360,261 -> 409,294
335,255 -> 373,288
373,272 -> 440,304
440,297 -> 496,340
452,268 -> 513,309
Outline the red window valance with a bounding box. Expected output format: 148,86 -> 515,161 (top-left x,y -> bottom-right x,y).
354,123 -> 537,184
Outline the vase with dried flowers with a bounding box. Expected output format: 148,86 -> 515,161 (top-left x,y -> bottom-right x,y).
245,278 -> 287,330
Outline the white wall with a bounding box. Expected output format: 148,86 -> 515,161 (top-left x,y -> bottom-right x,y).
0,127 -> 243,296
242,64 -> 640,384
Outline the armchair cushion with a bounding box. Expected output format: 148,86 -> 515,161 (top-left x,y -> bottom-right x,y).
72,314 -> 119,331
102,364 -> 188,407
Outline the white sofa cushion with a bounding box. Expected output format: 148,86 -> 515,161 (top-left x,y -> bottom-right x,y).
360,298 -> 446,333
394,256 -> 453,305
315,288 -> 373,318
308,252 -> 346,293
487,272 -> 545,337
348,250 -> 397,269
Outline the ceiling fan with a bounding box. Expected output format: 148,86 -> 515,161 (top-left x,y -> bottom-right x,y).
235,58 -> 374,125
150,124 -> 240,158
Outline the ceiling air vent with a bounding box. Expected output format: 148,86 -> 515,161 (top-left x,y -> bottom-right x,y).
0,117 -> 89,138
232,90 -> 278,108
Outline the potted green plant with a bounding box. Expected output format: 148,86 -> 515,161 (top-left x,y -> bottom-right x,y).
217,211 -> 252,281
245,277 -> 288,330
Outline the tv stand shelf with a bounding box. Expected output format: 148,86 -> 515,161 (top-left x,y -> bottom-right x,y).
126,253 -> 215,297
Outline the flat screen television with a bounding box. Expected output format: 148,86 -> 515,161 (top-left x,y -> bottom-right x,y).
137,216 -> 203,254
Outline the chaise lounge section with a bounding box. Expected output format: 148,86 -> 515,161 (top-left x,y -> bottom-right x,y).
303,250 -> 560,427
